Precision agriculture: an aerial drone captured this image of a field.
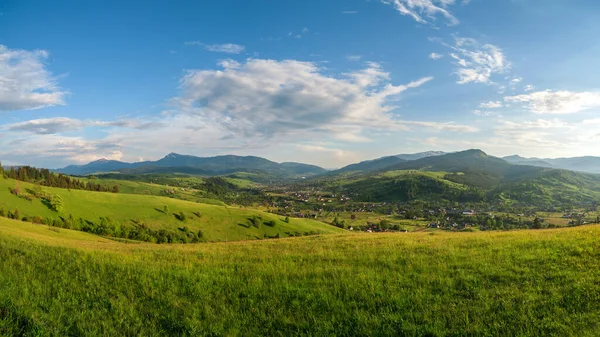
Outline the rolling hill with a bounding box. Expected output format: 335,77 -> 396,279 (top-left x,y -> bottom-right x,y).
0,176 -> 342,242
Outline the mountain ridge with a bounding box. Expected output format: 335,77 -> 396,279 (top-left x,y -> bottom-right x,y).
56,153 -> 328,177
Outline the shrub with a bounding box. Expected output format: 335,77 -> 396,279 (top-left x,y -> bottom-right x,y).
264,220 -> 277,227
249,216 -> 261,228
11,182 -> 21,196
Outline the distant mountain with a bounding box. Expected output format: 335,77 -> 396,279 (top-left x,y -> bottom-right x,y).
504,155 -> 600,174
387,149 -> 510,174
56,153 -> 326,178
502,155 -> 554,168
377,149 -> 551,189
330,150 -> 446,175
57,159 -> 138,175
395,151 -> 446,161
318,149 -> 600,206
331,156 -> 407,174
279,162 -> 328,176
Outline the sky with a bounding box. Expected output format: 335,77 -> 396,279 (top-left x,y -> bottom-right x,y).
2,0 -> 600,168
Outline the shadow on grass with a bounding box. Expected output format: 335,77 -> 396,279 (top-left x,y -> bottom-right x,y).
41,198 -> 54,211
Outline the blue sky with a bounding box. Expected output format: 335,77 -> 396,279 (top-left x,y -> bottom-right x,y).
2,0 -> 600,168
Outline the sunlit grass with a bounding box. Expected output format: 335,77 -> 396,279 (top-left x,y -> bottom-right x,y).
1,218 -> 599,335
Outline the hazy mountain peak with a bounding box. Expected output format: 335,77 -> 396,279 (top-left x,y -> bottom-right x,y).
395,151 -> 446,161
460,149 -> 488,157
164,152 -> 182,159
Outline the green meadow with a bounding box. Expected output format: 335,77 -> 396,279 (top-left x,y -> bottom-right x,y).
1,217 -> 599,336
0,177 -> 341,242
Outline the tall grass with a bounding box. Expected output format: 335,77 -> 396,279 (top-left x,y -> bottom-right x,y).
1,218 -> 599,336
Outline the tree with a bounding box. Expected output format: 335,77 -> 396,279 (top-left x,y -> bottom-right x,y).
50,194 -> 64,212
532,217 -> 544,229
112,185 -> 120,193
379,219 -> 391,230
33,183 -> 43,197
164,205 -> 169,214
11,181 -> 21,196
284,216 -> 290,223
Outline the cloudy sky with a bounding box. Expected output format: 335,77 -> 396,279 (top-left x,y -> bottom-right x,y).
2,0 -> 600,168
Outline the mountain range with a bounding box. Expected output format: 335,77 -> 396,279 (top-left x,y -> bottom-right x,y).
56,153 -> 327,177
55,150 -> 600,178
309,149 -> 600,207
503,155 -> 600,174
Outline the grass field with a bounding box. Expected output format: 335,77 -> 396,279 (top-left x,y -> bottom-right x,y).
82,177 -> 227,204
1,217 -> 599,336
0,177 -> 342,242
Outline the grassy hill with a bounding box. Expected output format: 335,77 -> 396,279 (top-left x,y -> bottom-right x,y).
0,176 -> 341,242
1,217 -> 599,335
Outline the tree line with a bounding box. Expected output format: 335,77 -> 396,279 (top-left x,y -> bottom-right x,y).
1,164 -> 119,193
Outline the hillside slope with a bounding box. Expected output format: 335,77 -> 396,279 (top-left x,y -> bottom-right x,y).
0,177 -> 341,242
1,218 -> 599,335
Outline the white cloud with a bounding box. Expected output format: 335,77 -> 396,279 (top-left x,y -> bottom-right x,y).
504,90 -> 600,114
583,118 -> 600,125
3,117 -> 165,135
0,45 -> 67,111
296,144 -> 357,161
524,84 -> 534,92
472,110 -> 492,116
399,120 -> 479,132
173,59 -> 434,141
429,52 -> 443,60
0,134 -> 124,165
442,37 -> 510,84
381,0 -> 460,26
6,117 -> 85,134
185,42 -> 245,54
479,101 -> 503,109
342,11 -> 358,14
495,118 -> 572,131
346,55 -> 363,61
